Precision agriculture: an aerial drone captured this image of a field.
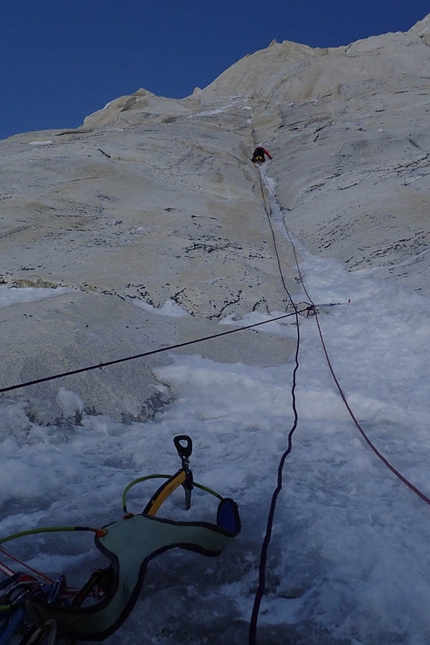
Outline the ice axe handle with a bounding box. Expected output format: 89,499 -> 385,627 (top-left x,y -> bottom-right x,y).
174,435 -> 193,461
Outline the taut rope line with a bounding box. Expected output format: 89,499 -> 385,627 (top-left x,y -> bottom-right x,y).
0,312 -> 299,395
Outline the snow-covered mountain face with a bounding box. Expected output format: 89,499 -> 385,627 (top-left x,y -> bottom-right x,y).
1,15 -> 430,645
0,16 -> 429,422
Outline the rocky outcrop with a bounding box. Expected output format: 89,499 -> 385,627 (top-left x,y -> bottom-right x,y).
1,14 -> 428,422
0,80 -> 295,423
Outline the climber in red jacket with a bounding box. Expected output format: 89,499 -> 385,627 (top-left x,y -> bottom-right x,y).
251,146 -> 273,164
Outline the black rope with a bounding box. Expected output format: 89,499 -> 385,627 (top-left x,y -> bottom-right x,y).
249,164 -> 302,645
250,153 -> 430,644
249,314 -> 300,645
0,312 -> 298,394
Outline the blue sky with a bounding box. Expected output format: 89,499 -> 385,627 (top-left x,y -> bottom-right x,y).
1,0 -> 428,140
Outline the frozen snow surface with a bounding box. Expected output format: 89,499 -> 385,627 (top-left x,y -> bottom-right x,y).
1,13 -> 430,645
1,247 -> 430,644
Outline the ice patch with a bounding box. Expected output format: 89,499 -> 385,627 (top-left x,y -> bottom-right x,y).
133,298 -> 190,317
0,286 -> 72,309
56,388 -> 84,420
192,99 -> 242,117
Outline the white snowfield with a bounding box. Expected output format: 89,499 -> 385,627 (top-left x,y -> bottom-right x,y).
0,13 -> 430,645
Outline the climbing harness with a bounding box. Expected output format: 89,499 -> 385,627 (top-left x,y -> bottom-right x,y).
0,436 -> 240,643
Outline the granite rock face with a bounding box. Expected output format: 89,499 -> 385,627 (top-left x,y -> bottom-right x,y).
1,14 -> 429,422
